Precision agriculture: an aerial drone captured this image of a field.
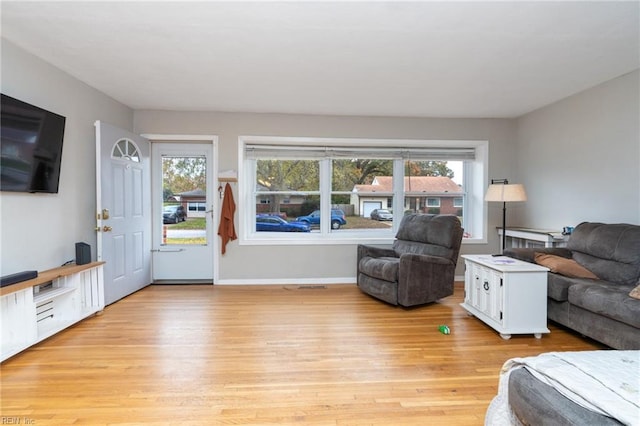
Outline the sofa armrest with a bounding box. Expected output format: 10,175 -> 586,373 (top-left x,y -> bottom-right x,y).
357,244 -> 396,265
397,254 -> 456,306
503,247 -> 572,264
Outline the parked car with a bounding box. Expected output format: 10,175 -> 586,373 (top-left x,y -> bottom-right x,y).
163,205 -> 187,224
256,215 -> 311,232
296,209 -> 347,230
370,208 -> 393,221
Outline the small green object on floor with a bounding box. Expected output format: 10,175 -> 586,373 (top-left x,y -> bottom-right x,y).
438,325 -> 450,335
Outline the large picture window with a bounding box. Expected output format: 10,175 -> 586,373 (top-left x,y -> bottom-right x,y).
240,137 -> 487,245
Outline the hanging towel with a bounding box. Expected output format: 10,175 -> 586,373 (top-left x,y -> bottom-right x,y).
217,182 -> 237,254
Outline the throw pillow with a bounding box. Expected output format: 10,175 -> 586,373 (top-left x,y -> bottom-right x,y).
630,283 -> 640,300
534,253 -> 599,279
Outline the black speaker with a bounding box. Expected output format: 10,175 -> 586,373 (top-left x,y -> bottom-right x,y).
76,242 -> 91,265
1,270 -> 38,287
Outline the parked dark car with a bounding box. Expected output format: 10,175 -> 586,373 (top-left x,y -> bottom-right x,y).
256,215 -> 311,232
163,205 -> 187,224
370,208 -> 393,221
296,209 -> 347,230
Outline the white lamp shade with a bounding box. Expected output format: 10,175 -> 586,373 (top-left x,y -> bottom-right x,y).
485,183 -> 527,202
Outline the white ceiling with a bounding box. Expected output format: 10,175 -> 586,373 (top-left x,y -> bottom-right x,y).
1,1 -> 638,118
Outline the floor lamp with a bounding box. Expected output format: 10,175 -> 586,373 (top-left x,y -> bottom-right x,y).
485,179 -> 527,254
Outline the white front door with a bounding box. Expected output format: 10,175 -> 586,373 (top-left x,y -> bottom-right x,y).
95,121 -> 151,305
151,143 -> 215,281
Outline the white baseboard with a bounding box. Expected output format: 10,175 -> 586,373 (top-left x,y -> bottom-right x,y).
215,277 -> 358,286
216,276 -> 465,285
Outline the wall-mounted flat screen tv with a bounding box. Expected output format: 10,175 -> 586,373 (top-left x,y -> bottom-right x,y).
1,94 -> 66,193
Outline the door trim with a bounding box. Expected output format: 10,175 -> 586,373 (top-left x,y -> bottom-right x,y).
142,133 -> 219,284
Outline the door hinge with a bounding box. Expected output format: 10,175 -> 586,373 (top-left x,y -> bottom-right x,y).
500,278 -> 503,287
500,311 -> 503,320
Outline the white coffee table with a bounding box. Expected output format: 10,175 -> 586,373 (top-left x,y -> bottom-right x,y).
460,254 -> 550,339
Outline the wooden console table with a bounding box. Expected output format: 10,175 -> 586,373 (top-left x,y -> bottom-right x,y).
1,262 -> 105,362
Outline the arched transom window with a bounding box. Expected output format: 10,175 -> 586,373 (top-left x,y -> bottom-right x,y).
112,138 -> 140,162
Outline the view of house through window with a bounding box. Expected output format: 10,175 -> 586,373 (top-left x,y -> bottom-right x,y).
244,138 -> 481,241
161,155 -> 207,245
335,158 -> 394,232
404,159 -> 463,217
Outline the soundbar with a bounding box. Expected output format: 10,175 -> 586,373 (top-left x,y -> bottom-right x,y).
1,270 -> 38,287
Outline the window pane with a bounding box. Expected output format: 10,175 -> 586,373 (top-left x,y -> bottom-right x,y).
188,202 -> 207,212
335,158 -> 393,232
161,155 -> 207,245
255,159 -> 320,233
403,160 -> 464,226
447,161 -> 465,235
256,159 -> 319,191
112,139 -> 140,162
332,159 -> 393,191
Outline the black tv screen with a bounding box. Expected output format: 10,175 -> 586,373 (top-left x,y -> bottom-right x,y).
1,94 -> 66,193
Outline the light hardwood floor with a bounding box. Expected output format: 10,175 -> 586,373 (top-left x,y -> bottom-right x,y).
1,283 -> 603,425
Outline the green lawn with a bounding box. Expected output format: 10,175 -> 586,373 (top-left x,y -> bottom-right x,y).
165,238 -> 206,245
165,217 -> 206,230
164,215 -> 389,231
342,216 -> 391,229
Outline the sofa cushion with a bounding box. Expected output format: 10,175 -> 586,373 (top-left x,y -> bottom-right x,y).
395,213 -> 461,246
393,240 -> 452,258
393,214 -> 462,260
358,256 -> 399,282
568,282 -> 640,329
534,253 -> 598,279
508,368 -> 624,426
568,222 -> 640,286
546,274 -> 614,303
547,274 -> 583,302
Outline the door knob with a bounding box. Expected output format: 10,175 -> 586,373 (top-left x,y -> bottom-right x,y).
103,226 -> 113,232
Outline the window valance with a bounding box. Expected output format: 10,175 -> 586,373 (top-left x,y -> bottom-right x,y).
245,144 -> 476,161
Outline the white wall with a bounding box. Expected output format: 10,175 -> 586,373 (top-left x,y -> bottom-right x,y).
515,70 -> 640,229
134,111 -> 517,281
0,39 -> 134,276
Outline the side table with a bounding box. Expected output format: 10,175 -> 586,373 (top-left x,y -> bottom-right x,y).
460,254 -> 550,339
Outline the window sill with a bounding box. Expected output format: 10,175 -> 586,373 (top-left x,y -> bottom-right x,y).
240,233 -> 486,246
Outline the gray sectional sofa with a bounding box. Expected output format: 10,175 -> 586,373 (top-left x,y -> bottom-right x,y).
504,222 -> 640,350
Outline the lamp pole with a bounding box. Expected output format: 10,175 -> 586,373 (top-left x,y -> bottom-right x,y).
491,179 -> 509,254
501,200 -> 507,253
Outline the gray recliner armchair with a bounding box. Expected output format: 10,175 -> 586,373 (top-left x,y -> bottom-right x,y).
357,214 -> 464,307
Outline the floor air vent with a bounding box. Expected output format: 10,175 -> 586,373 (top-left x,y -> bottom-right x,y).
298,285 -> 327,290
